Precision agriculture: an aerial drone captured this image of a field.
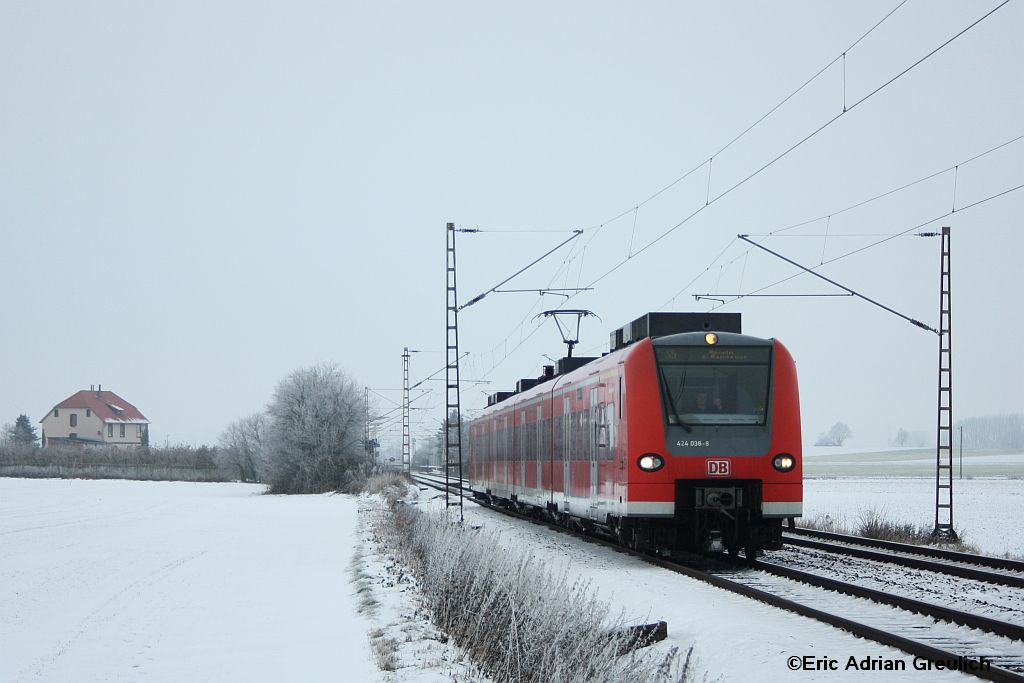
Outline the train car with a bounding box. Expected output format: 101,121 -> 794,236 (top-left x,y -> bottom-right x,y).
465,312 -> 802,557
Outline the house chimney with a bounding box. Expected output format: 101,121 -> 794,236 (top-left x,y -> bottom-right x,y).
90,385 -> 94,391
97,384 -> 102,396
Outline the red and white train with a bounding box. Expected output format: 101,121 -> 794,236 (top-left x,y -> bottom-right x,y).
465,312 -> 802,557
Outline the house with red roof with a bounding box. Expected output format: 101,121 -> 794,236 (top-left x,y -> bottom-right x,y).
40,386 -> 150,448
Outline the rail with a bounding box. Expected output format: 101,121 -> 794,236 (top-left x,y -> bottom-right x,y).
410,471 -> 1024,682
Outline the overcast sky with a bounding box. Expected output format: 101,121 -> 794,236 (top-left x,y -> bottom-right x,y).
2,1 -> 1021,452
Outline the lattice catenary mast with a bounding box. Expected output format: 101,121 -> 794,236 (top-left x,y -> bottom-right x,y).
932,227 -> 957,541
444,223 -> 464,520
402,348 -> 412,475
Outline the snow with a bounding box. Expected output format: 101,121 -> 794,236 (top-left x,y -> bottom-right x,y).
768,545 -> 1024,626
0,478 -> 378,683
5,474 -> 1017,682
805,447 -> 1024,478
411,489 -> 976,682
803,477 -> 1024,557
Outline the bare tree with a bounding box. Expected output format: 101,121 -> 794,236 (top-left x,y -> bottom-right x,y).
814,421 -> 852,447
956,413 -> 1024,449
262,363 -> 369,493
218,413 -> 266,482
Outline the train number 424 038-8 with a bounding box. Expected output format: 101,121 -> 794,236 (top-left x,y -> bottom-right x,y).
676,440 -> 710,447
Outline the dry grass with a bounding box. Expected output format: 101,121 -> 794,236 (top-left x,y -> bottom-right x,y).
374,503 -> 699,683
362,471 -> 410,505
368,628 -> 400,671
799,508 -> 979,553
348,547 -> 379,616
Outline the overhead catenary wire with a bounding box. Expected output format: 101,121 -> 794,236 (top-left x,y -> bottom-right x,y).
737,235 -> 939,333
455,227 -> 583,233
716,181 -> 1024,308
657,132 -> 1023,308
581,0 -> 911,246
458,230 -> 583,312
367,388 -> 403,407
450,1 -> 1016,394
578,1 -> 1011,292
462,226 -> 592,380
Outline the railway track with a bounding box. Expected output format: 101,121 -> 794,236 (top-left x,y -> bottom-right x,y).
409,471 -> 1024,682
782,528 -> 1024,589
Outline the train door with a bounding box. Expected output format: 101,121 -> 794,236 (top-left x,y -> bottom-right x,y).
561,396 -> 571,510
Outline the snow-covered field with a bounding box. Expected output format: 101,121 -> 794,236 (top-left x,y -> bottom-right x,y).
4,473 -> 1019,682
803,447 -> 1024,556
0,479 -> 379,682
803,477 -> 1024,557
804,446 -> 1024,478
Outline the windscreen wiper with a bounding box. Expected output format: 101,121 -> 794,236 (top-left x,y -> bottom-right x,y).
658,367 -> 692,433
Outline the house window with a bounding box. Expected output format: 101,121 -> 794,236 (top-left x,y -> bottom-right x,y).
86,409 -> 91,417
136,425 -> 143,437
53,408 -> 59,417
70,414 -> 77,427
119,424 -> 125,438
107,424 -> 113,437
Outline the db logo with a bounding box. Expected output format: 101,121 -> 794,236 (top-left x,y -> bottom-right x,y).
706,460 -> 731,477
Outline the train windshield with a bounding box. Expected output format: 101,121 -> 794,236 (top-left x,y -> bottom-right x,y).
654,345 -> 771,427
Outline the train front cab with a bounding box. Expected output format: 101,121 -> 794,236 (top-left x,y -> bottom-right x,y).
622,331 -> 802,557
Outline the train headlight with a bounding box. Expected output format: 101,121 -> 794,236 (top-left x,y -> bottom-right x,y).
637,454 -> 665,472
772,453 -> 796,472
705,332 -> 718,345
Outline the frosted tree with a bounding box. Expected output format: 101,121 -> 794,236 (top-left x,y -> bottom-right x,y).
262,363 -> 369,493
956,413 -> 1024,449
814,421 -> 852,447
218,413 -> 266,482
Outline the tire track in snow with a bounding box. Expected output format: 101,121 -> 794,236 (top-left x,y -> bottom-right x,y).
16,548 -> 210,682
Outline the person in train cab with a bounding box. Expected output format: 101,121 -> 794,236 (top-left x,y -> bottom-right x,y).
694,391 -> 723,412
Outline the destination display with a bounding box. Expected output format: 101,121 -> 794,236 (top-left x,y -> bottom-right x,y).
655,346 -> 771,365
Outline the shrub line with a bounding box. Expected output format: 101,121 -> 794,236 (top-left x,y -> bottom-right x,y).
370,495 -> 697,683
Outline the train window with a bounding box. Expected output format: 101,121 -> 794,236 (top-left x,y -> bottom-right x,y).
489,420 -> 496,462
536,406 -> 543,460
581,410 -> 588,462
503,419 -> 509,461
554,416 -> 560,461
568,411 -> 575,461
571,411 -> 578,462
618,377 -> 623,419
606,403 -> 615,460
655,345 -> 771,427
562,398 -> 571,461
578,411 -> 585,461
544,417 -> 552,461
583,409 -> 589,462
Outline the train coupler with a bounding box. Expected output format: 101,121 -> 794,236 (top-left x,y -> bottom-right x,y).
703,530 -> 724,553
